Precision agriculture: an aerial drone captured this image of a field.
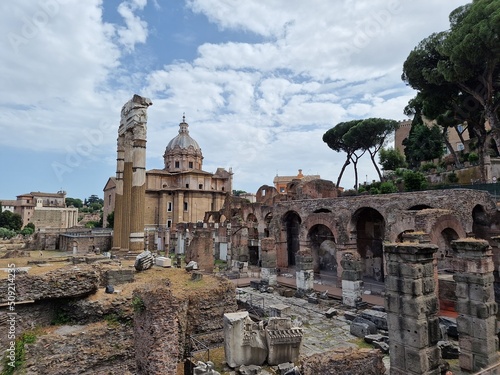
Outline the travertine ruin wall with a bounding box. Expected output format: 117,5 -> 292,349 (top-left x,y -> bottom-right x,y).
24,322 -> 135,375
270,189 -> 495,244
0,265 -> 100,303
299,348 -> 385,375
185,228 -> 214,272
134,275 -> 237,374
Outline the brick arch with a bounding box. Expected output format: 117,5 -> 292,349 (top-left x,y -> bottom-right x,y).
302,213 -> 339,241
428,214 -> 466,245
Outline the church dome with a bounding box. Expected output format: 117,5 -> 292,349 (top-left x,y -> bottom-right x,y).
163,117 -> 203,172
165,120 -> 201,152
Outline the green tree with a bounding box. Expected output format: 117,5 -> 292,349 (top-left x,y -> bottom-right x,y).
438,0 -> 500,147
106,211 -> 114,229
402,122 -> 444,169
86,195 -> 103,206
0,211 -> 23,231
66,197 -> 83,208
25,222 -> 36,232
402,1 -> 500,179
403,170 -> 428,192
89,202 -> 103,212
323,120 -> 366,189
379,147 -> 407,171
344,118 -> 399,181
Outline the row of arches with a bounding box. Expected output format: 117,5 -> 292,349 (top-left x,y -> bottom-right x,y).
280,203 -> 489,281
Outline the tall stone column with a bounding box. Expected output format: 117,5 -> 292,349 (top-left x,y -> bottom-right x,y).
295,251 -> 313,296
384,242 -> 441,375
117,95 -> 152,253
112,135 -> 124,250
121,131 -> 133,251
261,238 -> 277,286
340,252 -> 363,307
129,122 -> 148,253
452,239 -> 499,372
177,191 -> 184,224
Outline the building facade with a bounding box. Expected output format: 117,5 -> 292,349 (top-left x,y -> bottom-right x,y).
103,116 -> 232,252
1,191 -> 78,229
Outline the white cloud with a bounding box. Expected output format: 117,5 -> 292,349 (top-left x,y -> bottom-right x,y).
0,0 -> 471,198
116,0 -> 149,52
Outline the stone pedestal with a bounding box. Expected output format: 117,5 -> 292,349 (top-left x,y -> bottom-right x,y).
261,267 -> 277,286
340,252 -> 363,307
384,243 -> 440,375
452,239 -> 499,372
295,253 -> 314,294
265,317 -> 303,365
261,238 -> 277,286
223,311 -> 267,368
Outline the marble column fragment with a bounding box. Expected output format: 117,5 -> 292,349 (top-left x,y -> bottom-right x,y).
340,252 -> 363,308
261,237 -> 277,286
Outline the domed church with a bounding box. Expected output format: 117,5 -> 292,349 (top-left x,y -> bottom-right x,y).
103,116 -> 232,251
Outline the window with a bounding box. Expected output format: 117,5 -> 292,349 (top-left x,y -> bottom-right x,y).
186,183 -> 189,188
189,161 -> 193,168
457,143 -> 465,151
184,202 -> 188,211
280,187 -> 285,193
167,220 -> 172,228
108,195 -> 111,205
175,161 -> 180,168
167,202 -> 172,212
199,184 -> 203,189
457,124 -> 463,133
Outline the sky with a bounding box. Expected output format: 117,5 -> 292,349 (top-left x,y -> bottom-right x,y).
0,0 -> 470,201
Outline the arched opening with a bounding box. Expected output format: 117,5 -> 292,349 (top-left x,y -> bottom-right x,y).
436,228 -> 459,271
264,212 -> 272,238
472,204 -> 490,238
353,207 -> 385,282
247,213 -> 259,266
283,211 -> 301,267
307,224 -> 336,274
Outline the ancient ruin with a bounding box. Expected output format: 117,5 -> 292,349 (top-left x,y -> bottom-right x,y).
4,95 -> 500,374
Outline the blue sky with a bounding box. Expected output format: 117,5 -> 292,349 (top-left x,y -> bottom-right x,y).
0,0 -> 469,201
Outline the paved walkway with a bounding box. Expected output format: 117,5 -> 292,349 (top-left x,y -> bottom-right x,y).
232,276 -> 385,306
232,275 -> 459,317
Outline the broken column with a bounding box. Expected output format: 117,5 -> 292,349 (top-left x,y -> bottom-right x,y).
452,239 -> 499,372
295,251 -> 314,296
115,95 -> 152,253
265,317 -> 303,365
384,242 -> 441,375
261,237 -> 277,286
112,136 -> 124,251
340,252 -> 363,307
223,311 -> 267,368
185,228 -> 214,273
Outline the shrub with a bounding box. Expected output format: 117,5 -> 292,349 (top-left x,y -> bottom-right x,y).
380,181 -> 398,194
447,172 -> 459,183
403,170 -> 428,191
132,296 -> 145,313
420,162 -> 436,172
468,152 -> 479,164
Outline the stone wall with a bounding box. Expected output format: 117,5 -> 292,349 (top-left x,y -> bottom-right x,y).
185,228 -> 214,272
0,265 -> 100,303
104,269 -> 135,286
133,274 -> 238,374
59,234 -> 112,253
299,348 -> 385,375
24,322 -> 135,375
